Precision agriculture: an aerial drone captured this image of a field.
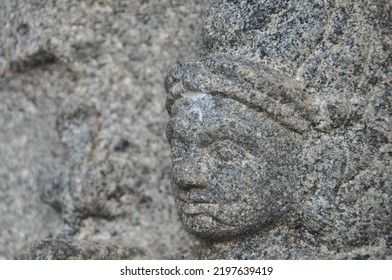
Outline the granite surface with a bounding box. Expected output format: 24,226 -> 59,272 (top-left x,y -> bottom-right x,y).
0,0 -> 212,259
1,0 -> 391,260
165,0 -> 391,259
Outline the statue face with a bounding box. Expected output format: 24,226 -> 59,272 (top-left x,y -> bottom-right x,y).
167,93 -> 302,241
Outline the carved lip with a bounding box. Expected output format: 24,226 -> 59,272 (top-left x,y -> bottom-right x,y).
178,201 -> 219,217
179,203 -> 230,226
176,196 -> 217,215
176,197 -> 216,205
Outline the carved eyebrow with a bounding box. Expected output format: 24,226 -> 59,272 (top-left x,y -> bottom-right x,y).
210,138 -> 256,157
167,122 -> 258,156
209,121 -> 263,151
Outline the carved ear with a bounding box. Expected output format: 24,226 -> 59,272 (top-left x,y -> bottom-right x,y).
296,133 -> 348,234
297,124 -> 383,233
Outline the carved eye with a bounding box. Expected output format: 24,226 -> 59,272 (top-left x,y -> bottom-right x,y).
170,139 -> 187,161
210,140 -> 248,162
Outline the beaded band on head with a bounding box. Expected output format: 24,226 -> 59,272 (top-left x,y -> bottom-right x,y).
165,55 -> 318,134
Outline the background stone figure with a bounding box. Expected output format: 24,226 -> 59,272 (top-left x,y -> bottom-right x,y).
0,1 -> 213,259
165,0 -> 391,259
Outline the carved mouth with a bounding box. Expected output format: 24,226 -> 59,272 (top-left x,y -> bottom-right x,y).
175,192 -> 217,204
178,202 -> 231,227
176,194 -> 215,203
175,195 -> 215,210
180,202 -> 216,215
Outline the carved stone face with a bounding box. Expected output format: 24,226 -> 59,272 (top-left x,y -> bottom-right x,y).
166,93 -> 302,241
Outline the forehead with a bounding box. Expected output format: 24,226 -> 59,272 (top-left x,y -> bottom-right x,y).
167,94 -> 298,148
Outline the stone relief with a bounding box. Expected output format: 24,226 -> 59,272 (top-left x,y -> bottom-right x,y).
165,0 -> 391,259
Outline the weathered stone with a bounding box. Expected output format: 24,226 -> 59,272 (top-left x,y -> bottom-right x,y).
165,0 -> 391,259
18,239 -> 143,260
0,0 -> 212,259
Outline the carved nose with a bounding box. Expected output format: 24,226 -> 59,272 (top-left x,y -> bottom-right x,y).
172,158 -> 208,189
165,65 -> 186,114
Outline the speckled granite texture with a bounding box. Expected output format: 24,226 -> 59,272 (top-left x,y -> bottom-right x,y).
165,0 -> 391,259
0,0 -> 212,259
1,0 -> 391,260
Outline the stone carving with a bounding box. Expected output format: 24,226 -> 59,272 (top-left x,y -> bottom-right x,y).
165,0 -> 391,259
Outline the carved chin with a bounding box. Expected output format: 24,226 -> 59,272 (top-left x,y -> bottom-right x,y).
175,200 -> 232,240
177,203 -> 258,241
